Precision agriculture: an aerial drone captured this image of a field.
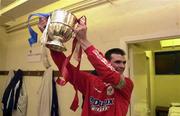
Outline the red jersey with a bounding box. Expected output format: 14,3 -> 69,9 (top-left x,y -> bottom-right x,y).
51,45 -> 133,116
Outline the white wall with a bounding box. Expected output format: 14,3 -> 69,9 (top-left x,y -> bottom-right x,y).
1,0 -> 180,116
146,51 -> 156,116
0,27 -> 8,70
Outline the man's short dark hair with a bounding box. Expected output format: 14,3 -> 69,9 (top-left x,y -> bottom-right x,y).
105,48 -> 125,60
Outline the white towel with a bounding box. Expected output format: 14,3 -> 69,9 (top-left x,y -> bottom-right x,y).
38,67 -> 53,116
168,107 -> 180,116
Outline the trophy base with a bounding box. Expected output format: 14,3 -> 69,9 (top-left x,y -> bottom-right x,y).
45,40 -> 67,52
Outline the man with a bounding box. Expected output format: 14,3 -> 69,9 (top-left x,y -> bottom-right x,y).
38,16 -> 133,116
82,48 -> 128,107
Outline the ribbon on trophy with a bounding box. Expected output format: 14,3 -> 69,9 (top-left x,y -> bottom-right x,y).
27,10 -> 87,111
56,16 -> 86,111
28,13 -> 50,46
56,16 -> 86,85
28,13 -> 52,69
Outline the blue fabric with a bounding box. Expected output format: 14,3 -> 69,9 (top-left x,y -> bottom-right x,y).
28,13 -> 50,46
2,69 -> 23,116
51,71 -> 60,116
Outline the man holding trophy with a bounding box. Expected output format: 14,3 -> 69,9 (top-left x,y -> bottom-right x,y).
38,9 -> 133,116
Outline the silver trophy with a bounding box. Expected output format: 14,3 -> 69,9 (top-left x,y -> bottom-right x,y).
46,9 -> 77,52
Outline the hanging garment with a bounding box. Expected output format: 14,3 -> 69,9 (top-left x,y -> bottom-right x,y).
51,71 -> 59,116
2,70 -> 14,116
12,78 -> 28,116
2,69 -> 28,116
38,67 -> 59,116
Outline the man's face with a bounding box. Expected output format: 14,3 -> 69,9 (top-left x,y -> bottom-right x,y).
109,53 -> 126,74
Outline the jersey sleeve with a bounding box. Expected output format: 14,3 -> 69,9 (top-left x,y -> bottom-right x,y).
84,45 -> 122,85
50,50 -> 93,95
119,78 -> 134,102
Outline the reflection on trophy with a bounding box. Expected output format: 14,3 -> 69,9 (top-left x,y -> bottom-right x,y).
46,9 -> 77,52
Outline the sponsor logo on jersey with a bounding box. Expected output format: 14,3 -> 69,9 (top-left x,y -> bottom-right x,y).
89,96 -> 114,112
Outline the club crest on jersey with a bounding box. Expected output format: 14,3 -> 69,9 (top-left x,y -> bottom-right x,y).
107,86 -> 114,96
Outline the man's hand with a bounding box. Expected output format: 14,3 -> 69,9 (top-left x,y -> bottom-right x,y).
74,16 -> 91,50
38,17 -> 48,32
115,74 -> 126,89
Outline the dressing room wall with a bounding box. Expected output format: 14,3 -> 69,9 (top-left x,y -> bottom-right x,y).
0,0 -> 180,116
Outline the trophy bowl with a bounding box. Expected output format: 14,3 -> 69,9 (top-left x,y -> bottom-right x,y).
46,9 -> 77,52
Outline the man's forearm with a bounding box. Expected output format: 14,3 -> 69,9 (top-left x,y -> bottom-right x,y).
78,39 -> 92,50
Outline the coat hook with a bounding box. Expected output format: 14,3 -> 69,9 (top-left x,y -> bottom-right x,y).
28,71 -> 31,76
37,71 -> 41,76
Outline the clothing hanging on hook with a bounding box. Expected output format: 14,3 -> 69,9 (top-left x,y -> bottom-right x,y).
38,67 -> 59,116
2,69 -> 28,116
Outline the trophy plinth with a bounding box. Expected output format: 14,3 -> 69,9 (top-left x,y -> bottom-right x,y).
46,38 -> 66,52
